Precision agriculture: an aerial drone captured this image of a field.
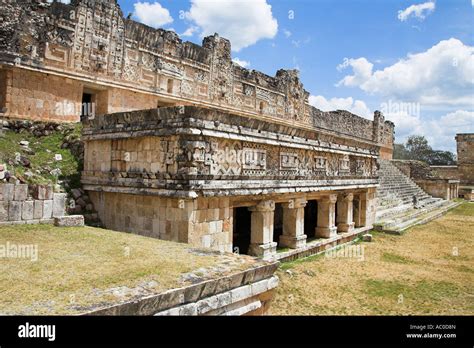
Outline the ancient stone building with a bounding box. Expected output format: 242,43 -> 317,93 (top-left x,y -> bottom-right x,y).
0,0 -> 400,259
0,1 -> 393,151
81,105 -> 384,259
456,134 -> 474,200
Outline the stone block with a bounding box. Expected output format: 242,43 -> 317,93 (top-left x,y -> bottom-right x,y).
53,193 -> 66,218
33,185 -> 53,200
362,233 -> 373,242
0,201 -> 8,221
8,201 -> 21,221
14,184 -> 28,201
54,215 -> 85,227
22,201 -> 34,221
33,200 -> 43,219
43,200 -> 53,219
2,184 -> 15,201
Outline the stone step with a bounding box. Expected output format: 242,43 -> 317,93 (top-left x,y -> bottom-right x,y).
374,201 -> 461,234
378,200 -> 448,227
378,188 -> 426,196
376,197 -> 440,219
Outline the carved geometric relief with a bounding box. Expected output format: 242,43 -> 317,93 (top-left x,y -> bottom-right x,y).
280,152 -> 299,171
208,141 -> 242,176
243,84 -> 255,97
356,159 -> 365,175
314,156 -> 328,175
181,80 -> 194,96
242,147 -> 266,176
339,155 -> 350,174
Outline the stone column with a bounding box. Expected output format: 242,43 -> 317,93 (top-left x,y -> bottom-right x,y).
359,192 -> 369,227
279,198 -> 307,249
336,193 -> 355,233
248,200 -> 277,259
315,194 -> 337,238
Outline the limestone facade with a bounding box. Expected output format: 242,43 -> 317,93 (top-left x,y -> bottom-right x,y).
391,160 -> 460,201
0,184 -> 66,225
82,106 -> 379,259
0,0 -> 394,156
456,134 -> 474,186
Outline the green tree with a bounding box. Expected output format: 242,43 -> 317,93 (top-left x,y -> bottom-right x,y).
406,135 -> 432,162
393,143 -> 410,160
428,150 -> 456,165
394,135 -> 456,165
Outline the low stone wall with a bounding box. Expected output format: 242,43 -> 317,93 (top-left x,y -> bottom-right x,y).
85,261 -> 279,316
459,187 -> 474,202
391,160 -> 460,200
416,179 -> 460,200
430,166 -> 459,180
0,184 -> 66,225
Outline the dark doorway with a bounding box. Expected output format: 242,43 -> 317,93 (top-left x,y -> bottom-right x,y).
81,93 -> 94,121
233,207 -> 252,255
304,200 -> 318,239
273,203 -> 283,246
353,195 -> 360,227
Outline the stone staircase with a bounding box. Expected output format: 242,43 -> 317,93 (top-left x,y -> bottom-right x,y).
375,160 -> 460,234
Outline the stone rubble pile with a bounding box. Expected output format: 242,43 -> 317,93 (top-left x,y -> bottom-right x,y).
68,188 -> 101,227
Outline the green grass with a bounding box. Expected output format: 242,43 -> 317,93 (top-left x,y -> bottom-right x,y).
0,124 -> 82,190
0,224 -> 223,315
365,279 -> 460,302
449,202 -> 474,217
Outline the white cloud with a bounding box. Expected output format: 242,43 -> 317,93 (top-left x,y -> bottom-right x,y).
398,1 -> 435,22
337,38 -> 474,109
384,111 -> 424,144
133,2 -> 173,29
336,57 -> 373,87
309,95 -> 372,119
232,58 -> 251,68
185,0 -> 278,51
180,26 -> 199,37
386,109 -> 474,151
283,29 -> 292,38
428,110 -> 474,150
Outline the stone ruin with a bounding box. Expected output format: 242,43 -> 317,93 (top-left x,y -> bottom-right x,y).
0,0 -> 463,260
0,0 -> 397,260
431,133 -> 474,201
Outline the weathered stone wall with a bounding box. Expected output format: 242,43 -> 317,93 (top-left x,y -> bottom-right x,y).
391,160 -> 460,200
456,134 -> 474,186
4,68 -> 82,122
416,180 -> 459,200
0,0 -> 394,153
429,166 -> 459,180
88,192 -> 233,252
81,106 -> 379,253
0,69 -> 7,112
0,184 -> 66,225
102,87 -> 159,115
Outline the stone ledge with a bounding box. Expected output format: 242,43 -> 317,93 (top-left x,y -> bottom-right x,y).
154,276 -> 279,316
54,215 -> 85,227
274,226 -> 373,263
83,261 -> 279,316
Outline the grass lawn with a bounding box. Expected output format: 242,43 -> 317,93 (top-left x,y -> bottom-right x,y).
0,224 -> 230,315
270,202 -> 474,315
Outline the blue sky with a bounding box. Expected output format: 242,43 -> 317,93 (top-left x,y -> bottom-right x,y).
116,0 -> 474,152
